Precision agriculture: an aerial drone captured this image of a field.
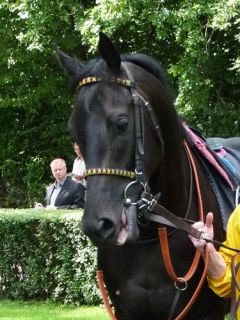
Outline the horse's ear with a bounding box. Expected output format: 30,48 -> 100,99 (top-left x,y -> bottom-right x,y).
98,32 -> 121,74
55,47 -> 82,78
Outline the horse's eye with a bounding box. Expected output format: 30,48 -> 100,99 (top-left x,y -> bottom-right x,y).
115,117 -> 128,132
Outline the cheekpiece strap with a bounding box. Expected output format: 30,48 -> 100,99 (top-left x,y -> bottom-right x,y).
79,76 -> 134,88
84,168 -> 135,179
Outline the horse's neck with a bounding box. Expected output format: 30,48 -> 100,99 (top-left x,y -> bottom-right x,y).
150,142 -> 192,218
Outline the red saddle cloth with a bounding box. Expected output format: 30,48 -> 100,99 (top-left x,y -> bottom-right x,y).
184,124 -> 234,189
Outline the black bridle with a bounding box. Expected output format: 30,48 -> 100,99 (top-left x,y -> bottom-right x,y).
82,72 -> 163,185
80,75 -> 137,181
78,66 -> 205,238
78,66 -> 165,236
81,63 -> 165,205
79,67 -> 198,238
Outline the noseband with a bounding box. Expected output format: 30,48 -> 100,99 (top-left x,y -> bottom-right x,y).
84,167 -> 135,180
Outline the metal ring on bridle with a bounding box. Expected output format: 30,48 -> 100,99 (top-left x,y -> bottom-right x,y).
174,277 -> 188,291
124,180 -> 146,205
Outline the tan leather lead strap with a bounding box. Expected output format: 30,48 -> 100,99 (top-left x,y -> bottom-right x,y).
96,270 -> 117,320
156,140 -> 208,319
159,227 -> 209,319
175,246 -> 209,320
158,140 -> 204,283
158,227 -> 201,282
183,140 -> 204,221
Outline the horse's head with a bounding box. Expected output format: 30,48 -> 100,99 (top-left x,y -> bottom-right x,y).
57,33 -> 175,246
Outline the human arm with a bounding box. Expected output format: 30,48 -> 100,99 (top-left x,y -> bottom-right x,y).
56,202 -> 84,209
34,202 -> 45,209
55,181 -> 85,210
189,212 -> 227,278
189,210 -> 240,298
208,207 -> 240,298
72,174 -> 85,182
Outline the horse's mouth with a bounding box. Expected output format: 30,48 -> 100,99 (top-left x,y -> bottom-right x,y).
117,206 -> 139,245
117,209 -> 128,245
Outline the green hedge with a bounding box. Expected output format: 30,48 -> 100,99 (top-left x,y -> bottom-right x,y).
0,209 -> 101,305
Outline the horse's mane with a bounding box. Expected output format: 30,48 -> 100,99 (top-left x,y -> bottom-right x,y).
123,53 -> 175,102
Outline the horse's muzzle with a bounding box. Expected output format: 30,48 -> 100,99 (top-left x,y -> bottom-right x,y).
82,214 -> 117,246
82,204 -> 139,246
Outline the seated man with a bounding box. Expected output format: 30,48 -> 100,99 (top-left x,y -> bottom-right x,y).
35,158 -> 85,209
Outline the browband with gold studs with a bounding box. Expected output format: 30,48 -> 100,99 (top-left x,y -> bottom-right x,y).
79,76 -> 134,88
84,168 -> 135,179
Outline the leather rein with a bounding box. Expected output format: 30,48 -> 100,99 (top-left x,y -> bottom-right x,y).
77,65 -> 237,319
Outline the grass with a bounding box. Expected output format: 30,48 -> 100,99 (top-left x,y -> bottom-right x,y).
0,300 -> 109,320
0,300 -> 232,319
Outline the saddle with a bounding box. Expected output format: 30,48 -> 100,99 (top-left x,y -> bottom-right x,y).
184,125 -> 240,230
207,138 -> 240,187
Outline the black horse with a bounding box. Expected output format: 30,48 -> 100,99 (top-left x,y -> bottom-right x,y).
57,33 -> 240,319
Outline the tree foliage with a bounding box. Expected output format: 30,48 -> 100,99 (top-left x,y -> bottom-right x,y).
0,0 -> 239,207
78,0 -> 240,134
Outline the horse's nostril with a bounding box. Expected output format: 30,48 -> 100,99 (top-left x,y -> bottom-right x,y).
98,218 -> 115,239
